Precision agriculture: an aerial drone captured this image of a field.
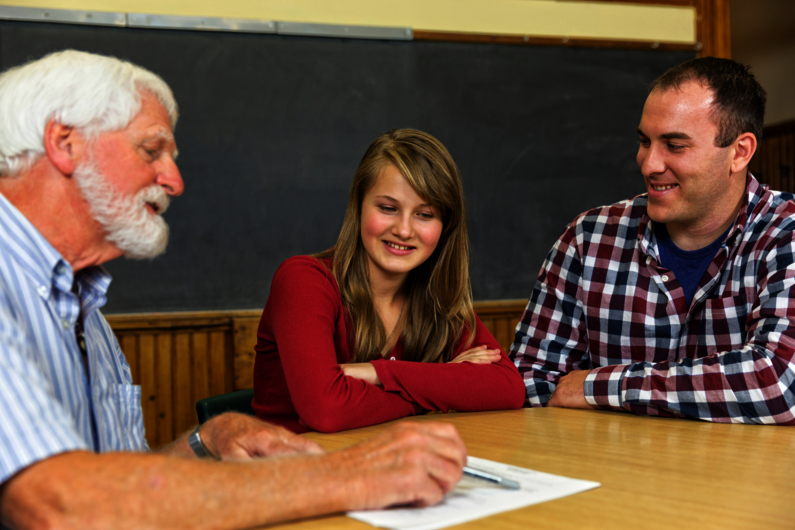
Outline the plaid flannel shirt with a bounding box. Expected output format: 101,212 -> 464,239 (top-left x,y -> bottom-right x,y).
511,174 -> 795,424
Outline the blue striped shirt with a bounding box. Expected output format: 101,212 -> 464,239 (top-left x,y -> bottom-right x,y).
0,192 -> 147,486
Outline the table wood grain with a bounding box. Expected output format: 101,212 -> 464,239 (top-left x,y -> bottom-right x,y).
265,408 -> 795,529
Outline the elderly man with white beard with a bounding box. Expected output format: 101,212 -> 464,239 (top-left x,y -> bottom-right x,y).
0,50 -> 467,530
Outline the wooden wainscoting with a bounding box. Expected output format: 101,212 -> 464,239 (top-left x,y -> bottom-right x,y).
106,299 -> 528,448
750,120 -> 795,194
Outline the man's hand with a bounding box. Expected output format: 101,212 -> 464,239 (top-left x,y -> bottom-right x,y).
170,413 -> 325,460
335,421 -> 467,509
341,362 -> 381,386
547,370 -> 596,409
448,344 -> 502,364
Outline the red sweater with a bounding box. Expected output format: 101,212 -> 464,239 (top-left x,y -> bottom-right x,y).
251,256 -> 525,433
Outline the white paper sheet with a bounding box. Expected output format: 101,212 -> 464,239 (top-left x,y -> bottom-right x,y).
347,456 -> 600,530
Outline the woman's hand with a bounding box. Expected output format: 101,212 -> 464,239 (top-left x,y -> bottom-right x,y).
341,363 -> 382,386
448,345 -> 502,364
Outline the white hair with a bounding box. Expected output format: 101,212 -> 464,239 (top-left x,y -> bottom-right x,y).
0,49 -> 178,176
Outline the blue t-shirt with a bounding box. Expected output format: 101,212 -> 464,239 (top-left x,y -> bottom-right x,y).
655,224 -> 730,306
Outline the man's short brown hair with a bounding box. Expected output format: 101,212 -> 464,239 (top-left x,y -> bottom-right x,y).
649,56 -> 766,148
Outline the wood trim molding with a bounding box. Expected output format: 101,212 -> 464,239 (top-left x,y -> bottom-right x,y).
695,0 -> 731,58
412,30 -> 699,52
105,309 -> 261,330
414,0 -> 731,58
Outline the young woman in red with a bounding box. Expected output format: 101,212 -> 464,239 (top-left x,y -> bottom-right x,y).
252,129 -> 525,433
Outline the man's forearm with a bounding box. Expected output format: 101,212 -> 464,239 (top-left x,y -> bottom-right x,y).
1,421 -> 465,530
1,450 -> 354,530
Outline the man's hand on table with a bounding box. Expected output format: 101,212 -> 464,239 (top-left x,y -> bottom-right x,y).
333,421 -> 467,509
167,412 -> 325,460
548,370 -> 597,409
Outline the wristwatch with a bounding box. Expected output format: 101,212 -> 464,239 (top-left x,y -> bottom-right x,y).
188,424 -> 217,459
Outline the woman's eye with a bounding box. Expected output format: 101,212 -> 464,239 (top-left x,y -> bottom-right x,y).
667,143 -> 685,151
418,212 -> 435,220
378,205 -> 397,213
638,138 -> 650,148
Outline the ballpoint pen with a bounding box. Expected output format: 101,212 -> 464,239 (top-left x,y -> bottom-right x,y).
463,466 -> 521,490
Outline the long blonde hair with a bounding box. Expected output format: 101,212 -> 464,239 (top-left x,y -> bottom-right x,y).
316,128 -> 476,363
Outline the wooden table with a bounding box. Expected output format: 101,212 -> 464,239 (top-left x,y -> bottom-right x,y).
272,409 -> 794,530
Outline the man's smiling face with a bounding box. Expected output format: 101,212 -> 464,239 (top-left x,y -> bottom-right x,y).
636,80 -> 737,238
78,92 -> 184,258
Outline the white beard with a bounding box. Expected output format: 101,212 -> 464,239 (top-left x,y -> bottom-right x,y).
73,162 -> 171,259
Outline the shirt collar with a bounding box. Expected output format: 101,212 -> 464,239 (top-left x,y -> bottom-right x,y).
637,171 -> 759,256
0,191 -> 112,311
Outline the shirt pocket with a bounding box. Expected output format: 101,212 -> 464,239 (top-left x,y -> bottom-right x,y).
109,383 -> 148,452
699,294 -> 749,354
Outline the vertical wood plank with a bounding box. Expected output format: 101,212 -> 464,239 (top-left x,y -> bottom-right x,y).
233,317 -> 261,391
156,334 -> 173,447
769,137 -> 781,191
479,317 -> 496,339
173,332 -> 193,438
209,330 -> 228,395
192,331 -> 211,404
495,317 -> 513,354
138,334 -> 157,449
119,334 -> 138,382
783,133 -> 793,193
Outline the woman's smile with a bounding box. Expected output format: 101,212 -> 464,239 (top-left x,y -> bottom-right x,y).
360,163 -> 443,283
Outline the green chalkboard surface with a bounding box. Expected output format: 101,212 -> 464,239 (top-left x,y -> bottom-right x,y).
0,20 -> 694,313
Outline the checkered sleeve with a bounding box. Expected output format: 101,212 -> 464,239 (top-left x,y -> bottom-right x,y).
511,223 -> 591,406
589,231 -> 795,424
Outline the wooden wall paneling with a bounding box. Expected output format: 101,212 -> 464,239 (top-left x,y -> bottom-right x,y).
155,334 -> 174,447
209,330 -> 229,397
777,134 -> 786,191
765,136 -> 777,189
749,122 -> 795,198
137,334 -> 157,448
233,316 -> 262,390
109,303 -> 528,445
783,133 -> 793,193
479,316 -> 496,335
173,332 -> 193,441
192,331 -> 211,406
763,136 -> 776,190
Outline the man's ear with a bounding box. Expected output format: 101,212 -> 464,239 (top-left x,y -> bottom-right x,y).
42,119 -> 86,176
730,132 -> 757,174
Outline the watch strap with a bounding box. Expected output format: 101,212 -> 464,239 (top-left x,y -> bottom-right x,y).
188,425 -> 217,459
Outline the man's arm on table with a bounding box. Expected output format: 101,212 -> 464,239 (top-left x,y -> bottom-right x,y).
518,230 -> 795,424
511,224 -> 595,408
1,419 -> 466,530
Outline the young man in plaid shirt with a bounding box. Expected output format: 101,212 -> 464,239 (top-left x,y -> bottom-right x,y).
511,57 -> 795,424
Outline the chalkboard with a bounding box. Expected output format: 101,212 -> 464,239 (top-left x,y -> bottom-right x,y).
0,21 -> 694,313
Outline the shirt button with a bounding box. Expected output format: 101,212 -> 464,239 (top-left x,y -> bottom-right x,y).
62,320 -> 70,329
37,286 -> 47,297
661,274 -> 669,282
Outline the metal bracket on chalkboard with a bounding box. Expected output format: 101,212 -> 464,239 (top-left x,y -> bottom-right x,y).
276,22 -> 412,41
127,13 -> 275,34
0,6 -> 411,40
0,5 -> 125,26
